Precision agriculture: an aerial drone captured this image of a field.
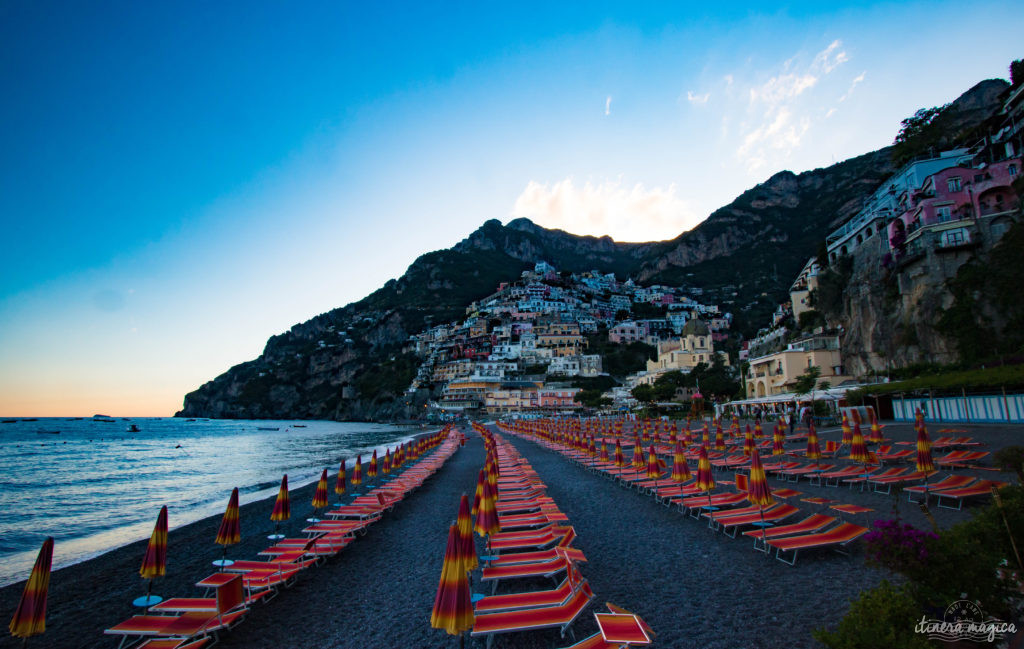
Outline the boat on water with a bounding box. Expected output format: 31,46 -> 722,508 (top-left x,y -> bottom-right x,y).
294,424 -> 307,428
257,427 -> 280,431
21,418 -> 38,422
127,424 -> 141,432
2,420 -> 16,424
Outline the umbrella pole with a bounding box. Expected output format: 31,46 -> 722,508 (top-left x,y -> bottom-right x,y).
759,507 -> 769,554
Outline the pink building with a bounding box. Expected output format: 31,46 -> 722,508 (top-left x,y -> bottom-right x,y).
538,388 -> 581,408
608,321 -> 647,343
887,159 -> 1020,251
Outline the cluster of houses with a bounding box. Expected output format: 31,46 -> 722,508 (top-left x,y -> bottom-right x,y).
403,262 -> 730,417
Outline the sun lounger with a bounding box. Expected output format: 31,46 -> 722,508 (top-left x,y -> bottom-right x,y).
676,492 -> 747,514
868,470 -> 930,494
766,522 -> 869,565
742,514 -> 837,551
935,450 -> 990,466
771,488 -> 802,499
813,466 -> 867,487
935,480 -> 1008,510
777,463 -> 835,482
105,575 -> 249,649
134,640 -> 210,649
471,580 -> 595,648
715,504 -> 800,537
489,526 -> 572,552
488,529 -> 584,566
904,475 -> 976,502
875,448 -> 913,463
475,566 -> 585,613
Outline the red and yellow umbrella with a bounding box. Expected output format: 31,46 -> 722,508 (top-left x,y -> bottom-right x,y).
848,423 -> 869,463
868,410 -> 884,444
351,456 -> 363,488
456,494 -> 478,574
743,425 -> 756,456
840,413 -> 852,446
270,475 -> 290,522
599,439 -> 609,463
473,478 -> 500,538
630,440 -> 645,470
383,448 -> 393,475
771,423 -> 785,456
701,423 -> 710,446
747,448 -> 775,548
214,488 -> 240,566
430,524 -> 474,637
713,424 -> 726,451
805,421 -> 822,463
312,469 -> 329,511
471,469 -> 486,516
9,537 -> 53,641
754,420 -> 764,439
916,422 -> 935,475
695,444 -> 716,511
334,460 -> 347,499
140,505 -> 168,580
613,439 -> 625,472
645,444 -> 662,484
368,450 -> 379,481
671,442 -> 692,482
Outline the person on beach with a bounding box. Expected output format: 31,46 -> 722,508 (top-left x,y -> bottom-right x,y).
787,403 -> 795,433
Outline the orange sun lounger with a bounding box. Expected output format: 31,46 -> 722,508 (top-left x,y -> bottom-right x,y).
471,580 -> 595,649
475,566 -> 586,613
904,475 -> 975,502
714,504 -> 800,537
742,514 -> 837,550
935,480 -> 1008,510
766,522 -> 869,565
105,575 -> 249,649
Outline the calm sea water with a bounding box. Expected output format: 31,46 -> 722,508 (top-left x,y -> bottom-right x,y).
0,417 -> 426,586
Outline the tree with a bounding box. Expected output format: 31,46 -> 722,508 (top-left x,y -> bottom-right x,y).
631,384 -> 656,404
575,389 -> 611,409
1011,59 -> 1024,88
794,366 -> 822,396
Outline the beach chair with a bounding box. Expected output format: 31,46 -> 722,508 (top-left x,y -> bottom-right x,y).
771,488 -> 802,499
715,504 -> 800,537
875,447 -> 914,463
134,640 -> 210,649
677,492 -> 747,515
935,450 -> 990,466
742,514 -> 837,551
868,470 -> 930,494
935,480 -> 1008,510
488,529 -> 585,566
766,522 -> 869,565
778,463 -> 835,482
489,526 -> 572,552
475,564 -> 586,613
904,475 -> 975,502
105,575 -> 249,649
471,580 -> 595,648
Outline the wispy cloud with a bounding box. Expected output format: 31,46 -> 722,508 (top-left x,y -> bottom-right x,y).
839,71 -> 866,102
510,177 -> 701,242
687,90 -> 711,105
734,39 -> 851,173
605,96 -> 612,116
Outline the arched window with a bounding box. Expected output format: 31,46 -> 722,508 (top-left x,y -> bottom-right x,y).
866,227 -> 873,237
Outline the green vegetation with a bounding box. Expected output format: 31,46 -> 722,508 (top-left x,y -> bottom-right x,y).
817,486 -> 1024,647
815,255 -> 853,320
574,389 -> 611,409
587,335 -> 655,377
793,366 -> 822,397
847,364 -> 1024,404
630,384 -> 656,404
353,353 -> 419,403
796,309 -> 825,332
938,221 -> 1024,365
993,446 -> 1024,483
567,375 -> 617,391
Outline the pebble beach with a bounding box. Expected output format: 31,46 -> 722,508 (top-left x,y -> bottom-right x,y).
1,419 -> 1019,649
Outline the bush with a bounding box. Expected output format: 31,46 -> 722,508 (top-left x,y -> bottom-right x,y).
813,580 -> 932,649
863,520 -> 938,581
993,446 -> 1024,482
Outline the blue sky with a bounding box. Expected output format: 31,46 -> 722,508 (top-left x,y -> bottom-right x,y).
1,1 -> 1021,415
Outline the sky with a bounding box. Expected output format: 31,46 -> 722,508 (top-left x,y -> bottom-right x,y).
1,1 -> 1021,416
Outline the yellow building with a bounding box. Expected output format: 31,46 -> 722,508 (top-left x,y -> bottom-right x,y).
645,319 -> 728,374
745,335 -> 851,398
789,257 -> 821,321
536,333 -> 584,357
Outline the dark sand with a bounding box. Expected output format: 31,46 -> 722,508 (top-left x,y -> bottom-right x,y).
1,420 -> 1019,649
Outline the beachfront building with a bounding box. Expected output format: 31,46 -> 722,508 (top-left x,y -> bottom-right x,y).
744,334 -> 852,398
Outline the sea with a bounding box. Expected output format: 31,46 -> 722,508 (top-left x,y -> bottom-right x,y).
0,416 -> 428,587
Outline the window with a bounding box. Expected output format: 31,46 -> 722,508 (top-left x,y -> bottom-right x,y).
1010,163 -> 1018,177
947,177 -> 961,192
974,174 -> 985,183
942,228 -> 968,247
935,205 -> 952,222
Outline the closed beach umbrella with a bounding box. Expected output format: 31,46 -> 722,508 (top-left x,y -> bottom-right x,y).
646,444 -> 662,492
916,421 -> 936,499
713,424 -> 725,451
747,449 -> 775,549
868,410 -> 884,444
743,425 -> 756,457
702,423 -> 710,446
430,524 -> 474,639
471,469 -> 485,516
214,488 -> 240,567
268,475 -> 290,540
368,450 -> 379,482
772,424 -> 785,455
848,423 -> 869,463
138,505 -> 167,605
9,537 -> 53,642
841,413 -> 853,446
671,442 -> 692,482
613,439 -> 625,474
754,420 -> 764,439
456,494 -> 478,574
351,456 -> 363,489
805,421 -> 822,465
599,439 -> 609,462
334,460 -> 347,504
696,444 -> 716,511
309,469 -> 329,522
473,478 -> 500,538
631,440 -> 645,470
383,448 -> 392,475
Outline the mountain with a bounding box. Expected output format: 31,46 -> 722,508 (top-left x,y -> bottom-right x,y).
176,77 -> 1008,421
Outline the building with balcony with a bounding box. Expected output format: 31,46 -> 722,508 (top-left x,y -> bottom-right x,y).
645,319 -> 729,375
744,334 -> 852,398
789,257 -> 821,320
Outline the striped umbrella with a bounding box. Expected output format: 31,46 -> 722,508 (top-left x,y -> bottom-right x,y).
747,448 -> 775,549
471,469 -> 485,516
671,442 -> 692,482
631,440 -> 645,470
310,469 -> 329,522
743,425 -> 756,457
268,474 -> 290,540
383,448 -> 392,475
351,456 -> 363,490
841,413 -> 853,446
868,410 -> 884,444
695,444 -> 716,512
805,420 -> 822,466
214,488 -> 240,567
772,423 -> 785,455
430,524 -> 474,640
334,460 -> 347,505
613,439 -> 625,476
646,444 -> 662,493
754,420 -> 764,439
473,477 -> 500,538
848,423 -> 869,463
701,423 -> 710,446
455,494 -> 478,574
368,450 -> 379,482
9,537 -> 53,642
139,505 -> 168,605
599,439 -> 609,463
713,424 -> 726,451
916,420 -> 936,500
